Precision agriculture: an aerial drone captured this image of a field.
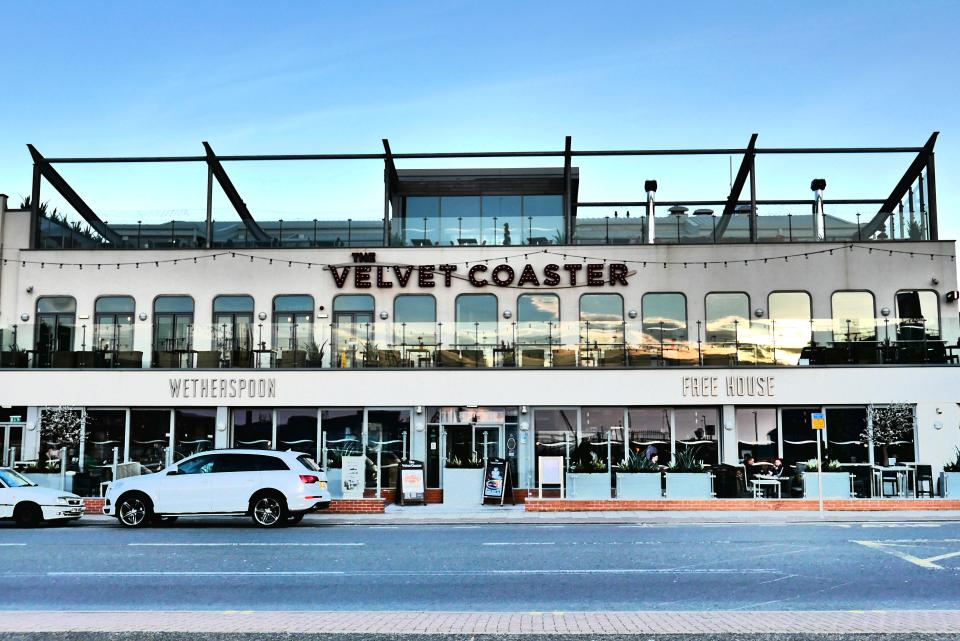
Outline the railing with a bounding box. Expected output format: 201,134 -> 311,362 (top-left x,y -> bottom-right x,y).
1,316 -> 957,370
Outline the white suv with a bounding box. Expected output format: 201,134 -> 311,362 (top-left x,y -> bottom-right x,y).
103,449 -> 331,528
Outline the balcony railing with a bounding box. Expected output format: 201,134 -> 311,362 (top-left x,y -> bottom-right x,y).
2,317 -> 957,370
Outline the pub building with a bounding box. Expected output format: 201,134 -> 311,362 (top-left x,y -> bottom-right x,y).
1,133 -> 959,504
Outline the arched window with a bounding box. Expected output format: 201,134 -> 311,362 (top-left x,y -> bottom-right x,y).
272,295 -> 314,366
153,296 -> 195,367
35,297 -> 76,366
94,296 -> 135,353
213,295 -> 254,366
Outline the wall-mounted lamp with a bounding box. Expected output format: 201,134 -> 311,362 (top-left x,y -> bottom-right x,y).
880,307 -> 891,317
627,309 -> 638,319
520,405 -> 527,414
415,405 -> 423,414
19,313 -> 29,322
138,312 -> 148,322
502,309 -> 513,319
754,308 -> 764,318
25,286 -> 33,294
257,312 -> 267,321
932,278 -> 940,286
379,311 -> 389,320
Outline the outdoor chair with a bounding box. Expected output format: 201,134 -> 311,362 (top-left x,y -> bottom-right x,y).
601,348 -> 626,367
378,350 -> 402,368
519,349 -> 545,368
914,464 -> 935,498
881,469 -> 900,497
152,350 -> 179,368
551,349 -> 576,367
195,351 -> 221,368
626,348 -> 659,367
117,351 -> 143,368
438,350 -> 463,368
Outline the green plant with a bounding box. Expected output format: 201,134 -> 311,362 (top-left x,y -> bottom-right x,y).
568,456 -> 607,473
668,447 -> 706,473
944,448 -> 960,473
864,403 -> 914,463
804,458 -> 842,472
617,454 -> 660,473
445,454 -> 483,469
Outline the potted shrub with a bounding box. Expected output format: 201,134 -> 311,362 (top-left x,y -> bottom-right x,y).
567,457 -> 611,499
616,454 -> 663,499
941,448 -> 960,498
802,458 -> 851,498
664,448 -> 714,499
442,454 -> 485,505
864,403 -> 914,465
24,407 -> 82,493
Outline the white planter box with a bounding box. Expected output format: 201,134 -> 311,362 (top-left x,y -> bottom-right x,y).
616,473 -> 662,499
568,473 -> 611,499
442,467 -> 484,505
803,472 -> 851,499
25,473 -> 74,493
326,468 -> 344,498
665,473 -> 713,499
941,471 -> 960,498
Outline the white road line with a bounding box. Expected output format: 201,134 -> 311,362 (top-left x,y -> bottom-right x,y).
368,526 -> 398,529
851,539 -> 960,570
47,568 -> 777,577
451,526 -> 481,529
0,543 -> 27,547
482,542 -> 556,546
128,542 -> 365,547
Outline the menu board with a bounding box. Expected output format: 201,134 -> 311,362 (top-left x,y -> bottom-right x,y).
482,458 -> 514,505
340,456 -> 366,499
397,460 -> 426,505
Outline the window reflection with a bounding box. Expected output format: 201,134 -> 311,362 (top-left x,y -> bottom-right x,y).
129,409 -> 170,471
627,408 -> 672,465
84,409 -> 126,487
895,290 -> 940,340
153,296 -> 194,367
394,294 -> 437,346
273,295 -> 314,367
534,409 -> 577,480
401,195 -> 563,247
173,409 -> 215,461
321,409 -> 364,469
232,408 -> 272,449
276,409 -> 318,458
831,291 -> 876,341
674,408 -> 719,466
366,410 -> 410,489
768,292 -> 812,365
579,407 -> 624,468
454,294 -> 497,346
735,408 -> 778,463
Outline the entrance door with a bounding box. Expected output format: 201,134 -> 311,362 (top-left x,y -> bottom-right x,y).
2,424 -> 24,465
443,424 -> 503,467
333,311 -> 375,367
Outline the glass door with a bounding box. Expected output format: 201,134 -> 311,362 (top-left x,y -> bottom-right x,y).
2,424 -> 24,466
443,423 -> 503,466
473,424 -> 502,464
332,311 -> 374,368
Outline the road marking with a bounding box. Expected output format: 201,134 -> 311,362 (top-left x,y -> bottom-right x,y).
368,526 -> 398,529
46,567 -> 777,577
483,542 -> 555,546
128,543 -> 365,547
0,543 -> 27,547
861,523 -> 942,528
451,526 -> 481,529
851,539 -> 960,570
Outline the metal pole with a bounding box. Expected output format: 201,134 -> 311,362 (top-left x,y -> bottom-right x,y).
749,155 -> 757,242
59,447 -> 67,491
607,429 -> 612,494
926,153 -> 939,240
376,439 -> 382,499
321,430 -> 327,472
816,428 -> 824,514
205,165 -> 213,248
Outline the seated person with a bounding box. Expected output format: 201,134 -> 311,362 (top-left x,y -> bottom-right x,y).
742,455 -> 758,482
770,457 -> 786,477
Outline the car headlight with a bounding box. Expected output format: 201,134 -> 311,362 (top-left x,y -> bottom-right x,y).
57,496 -> 72,505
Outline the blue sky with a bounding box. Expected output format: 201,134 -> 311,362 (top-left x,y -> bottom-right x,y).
1,1 -> 958,235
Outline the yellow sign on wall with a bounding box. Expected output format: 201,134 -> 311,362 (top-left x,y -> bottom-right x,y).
811,412 -> 826,430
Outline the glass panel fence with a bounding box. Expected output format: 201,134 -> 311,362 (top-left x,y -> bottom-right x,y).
0,316 -> 956,369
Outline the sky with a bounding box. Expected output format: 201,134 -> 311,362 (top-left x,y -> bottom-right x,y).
1,1 -> 958,236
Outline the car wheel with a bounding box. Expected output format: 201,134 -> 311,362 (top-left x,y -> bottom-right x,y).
14,503 -> 43,528
250,493 -> 287,528
285,512 -> 305,525
117,493 -> 153,528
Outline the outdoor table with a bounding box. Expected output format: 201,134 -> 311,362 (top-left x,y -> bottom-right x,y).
492,346 -> 515,368
405,346 -> 433,368
871,465 -> 915,498
751,476 -> 783,499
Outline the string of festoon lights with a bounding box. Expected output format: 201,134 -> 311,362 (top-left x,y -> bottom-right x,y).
0,243 -> 953,274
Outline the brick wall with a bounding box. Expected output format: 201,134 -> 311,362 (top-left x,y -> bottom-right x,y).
83,497 -> 385,515
523,498 -> 960,512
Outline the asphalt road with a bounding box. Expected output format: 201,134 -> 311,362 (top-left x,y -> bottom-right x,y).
2,518 -> 960,611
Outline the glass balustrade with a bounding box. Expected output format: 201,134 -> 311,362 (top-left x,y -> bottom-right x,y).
0,316 -> 956,369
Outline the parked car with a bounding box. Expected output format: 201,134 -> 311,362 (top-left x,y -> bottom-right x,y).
0,467 -> 84,526
103,449 -> 331,528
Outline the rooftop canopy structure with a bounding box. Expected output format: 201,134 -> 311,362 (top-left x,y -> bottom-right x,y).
24,133 -> 940,250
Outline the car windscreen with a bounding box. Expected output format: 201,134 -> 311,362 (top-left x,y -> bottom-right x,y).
0,469 -> 37,488
297,455 -> 321,472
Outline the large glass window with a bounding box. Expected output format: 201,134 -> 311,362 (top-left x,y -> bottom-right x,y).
273,295 -> 314,367
825,406 -> 870,497
94,297 -> 136,353
402,194 -> 562,247
768,292 -> 812,365
455,294 -> 497,346
153,296 -> 194,367
366,410 -> 411,490
481,196 -> 522,246
705,292 -> 750,343
232,409 -> 272,449
578,407 -> 625,470
276,409 -> 318,458
674,408 -> 720,467
869,405 -> 916,465
394,294 -> 437,346
642,293 -> 688,351
735,408 -> 778,463
441,196 -> 481,246
173,409 -> 215,461
404,197 -> 441,246
213,295 -> 254,366
533,409 -> 577,478
38,407 -> 82,472
84,409 -> 126,487
35,297 -> 76,366
895,290 -> 940,341
580,294 -> 625,359
831,291 -> 876,341
781,408 -> 820,466
517,293 -> 560,345
129,409 -> 170,472
320,409 -> 364,469
627,408 -> 672,465
524,195 -> 564,245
